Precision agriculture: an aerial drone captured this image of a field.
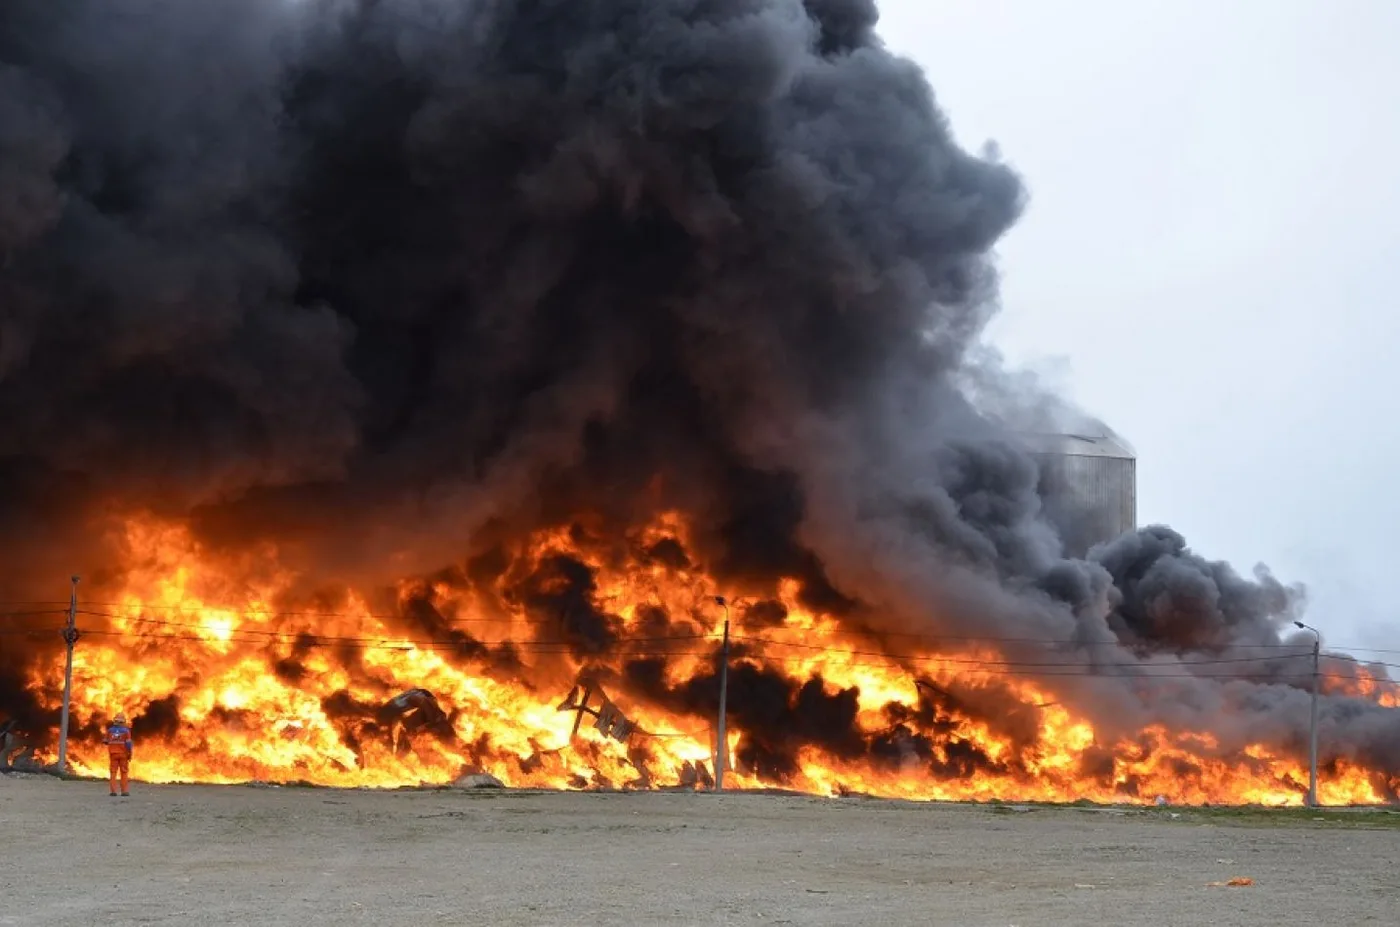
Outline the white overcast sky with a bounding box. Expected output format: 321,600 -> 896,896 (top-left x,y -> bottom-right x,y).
873,0 -> 1400,653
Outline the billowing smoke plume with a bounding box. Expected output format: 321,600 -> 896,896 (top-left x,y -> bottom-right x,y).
2,0 -> 1395,791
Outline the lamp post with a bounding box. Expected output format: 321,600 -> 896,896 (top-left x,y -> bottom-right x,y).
1294,620 -> 1320,807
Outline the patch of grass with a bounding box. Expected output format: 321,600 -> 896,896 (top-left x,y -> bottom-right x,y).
1152,806 -> 1400,829
982,798 -> 1109,810
975,799 -> 1400,828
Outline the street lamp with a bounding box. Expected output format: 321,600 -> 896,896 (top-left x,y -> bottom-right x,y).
713,596 -> 732,791
1294,620 -> 1321,807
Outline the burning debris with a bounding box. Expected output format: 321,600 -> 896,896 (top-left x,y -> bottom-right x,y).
379,688 -> 455,756
555,677 -> 694,790
0,0 -> 1397,802
0,719 -> 38,772
558,680 -> 638,746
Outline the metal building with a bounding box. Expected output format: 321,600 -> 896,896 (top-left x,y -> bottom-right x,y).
1020,432 -> 1137,558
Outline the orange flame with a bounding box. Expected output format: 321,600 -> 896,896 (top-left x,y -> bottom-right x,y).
19,515 -> 1397,806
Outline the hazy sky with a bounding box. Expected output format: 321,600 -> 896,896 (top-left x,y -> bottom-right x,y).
874,0 -> 1400,653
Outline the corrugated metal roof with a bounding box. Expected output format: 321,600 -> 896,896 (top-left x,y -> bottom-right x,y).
1018,432 -> 1136,460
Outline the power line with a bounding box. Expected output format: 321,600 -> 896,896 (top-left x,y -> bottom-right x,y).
3,597 -> 1397,690
18,621 -> 1392,688
54,614 -> 1364,670
69,604 -> 521,625
65,610 -> 717,648
3,598 -> 1396,655
75,626 -> 714,652
71,600 -> 607,626
837,627 -> 1317,648
12,610 -> 1400,678
10,625 -> 1397,690
47,608 -> 1395,664
729,633 -> 1323,667
0,599 -> 535,625
2,596 -> 1398,652
768,625 -> 1400,657
44,629 -> 1400,686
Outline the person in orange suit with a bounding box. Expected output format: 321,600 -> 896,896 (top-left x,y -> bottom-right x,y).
104,713 -> 133,797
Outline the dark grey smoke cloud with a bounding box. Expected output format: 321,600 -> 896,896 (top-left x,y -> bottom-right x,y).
1,0 -> 1395,791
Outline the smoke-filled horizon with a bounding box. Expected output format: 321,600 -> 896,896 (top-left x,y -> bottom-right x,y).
2,0 -> 1396,793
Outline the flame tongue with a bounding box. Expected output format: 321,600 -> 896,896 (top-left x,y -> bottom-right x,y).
17,515 -> 1389,806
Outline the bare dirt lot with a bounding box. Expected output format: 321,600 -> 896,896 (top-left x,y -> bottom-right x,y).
2,775 -> 1397,926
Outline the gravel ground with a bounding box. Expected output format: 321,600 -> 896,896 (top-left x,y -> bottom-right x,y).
2,774 -> 1398,926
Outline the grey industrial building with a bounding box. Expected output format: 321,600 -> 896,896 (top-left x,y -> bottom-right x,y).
1022,432 -> 1137,558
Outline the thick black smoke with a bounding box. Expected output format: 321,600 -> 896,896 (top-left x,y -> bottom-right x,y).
1,0 -> 1396,789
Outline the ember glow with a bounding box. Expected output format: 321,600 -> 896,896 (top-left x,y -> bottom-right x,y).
11,515 -> 1387,806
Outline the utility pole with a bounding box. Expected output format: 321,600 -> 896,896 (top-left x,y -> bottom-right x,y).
1307,636 -> 1320,807
57,575 -> 80,775
1295,620 -> 1320,807
714,596 -> 731,791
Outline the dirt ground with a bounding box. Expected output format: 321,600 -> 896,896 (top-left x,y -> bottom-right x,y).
2,775 -> 1397,926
